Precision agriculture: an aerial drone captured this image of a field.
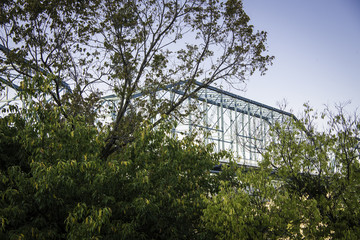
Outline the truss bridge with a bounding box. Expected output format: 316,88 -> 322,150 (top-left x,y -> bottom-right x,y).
0,43 -> 295,167
101,81 -> 295,167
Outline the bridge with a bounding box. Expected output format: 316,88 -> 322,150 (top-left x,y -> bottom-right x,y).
0,44 -> 295,167
94,80 -> 295,167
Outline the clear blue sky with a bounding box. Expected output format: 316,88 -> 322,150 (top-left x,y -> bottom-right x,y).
241,0 -> 360,115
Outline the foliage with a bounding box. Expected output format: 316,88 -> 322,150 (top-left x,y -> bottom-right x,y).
0,84 -> 228,239
202,104 -> 360,239
264,104 -> 360,239
2,1 -> 359,239
0,0 -> 274,159
0,1 -> 275,236
203,167 -> 321,239
1,74 -> 360,240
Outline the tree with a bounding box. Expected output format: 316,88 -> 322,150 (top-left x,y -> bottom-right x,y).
264,104 -> 360,239
0,82 -> 230,239
0,0 -> 274,160
202,104 -> 360,239
0,82 -> 105,239
203,166 -> 321,240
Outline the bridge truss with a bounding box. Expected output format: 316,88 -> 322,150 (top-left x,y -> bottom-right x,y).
0,77 -> 294,167
102,81 -> 295,167
1,42 -> 295,167
183,82 -> 293,166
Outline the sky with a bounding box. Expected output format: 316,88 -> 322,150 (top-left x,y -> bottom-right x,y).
240,0 -> 360,116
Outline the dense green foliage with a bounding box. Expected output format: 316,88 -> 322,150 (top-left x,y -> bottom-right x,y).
0,96 -> 230,239
1,1 -> 359,239
202,105 -> 360,239
2,92 -> 359,240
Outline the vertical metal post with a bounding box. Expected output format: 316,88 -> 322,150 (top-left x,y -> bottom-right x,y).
204,88 -> 208,145
242,108 -> 246,164
221,93 -> 225,151
230,101 -> 233,152
253,112 -> 257,163
260,108 -> 264,160
263,121 -> 267,150
248,103 -> 252,163
217,100 -> 220,152
271,111 -> 275,145
235,102 -> 239,158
